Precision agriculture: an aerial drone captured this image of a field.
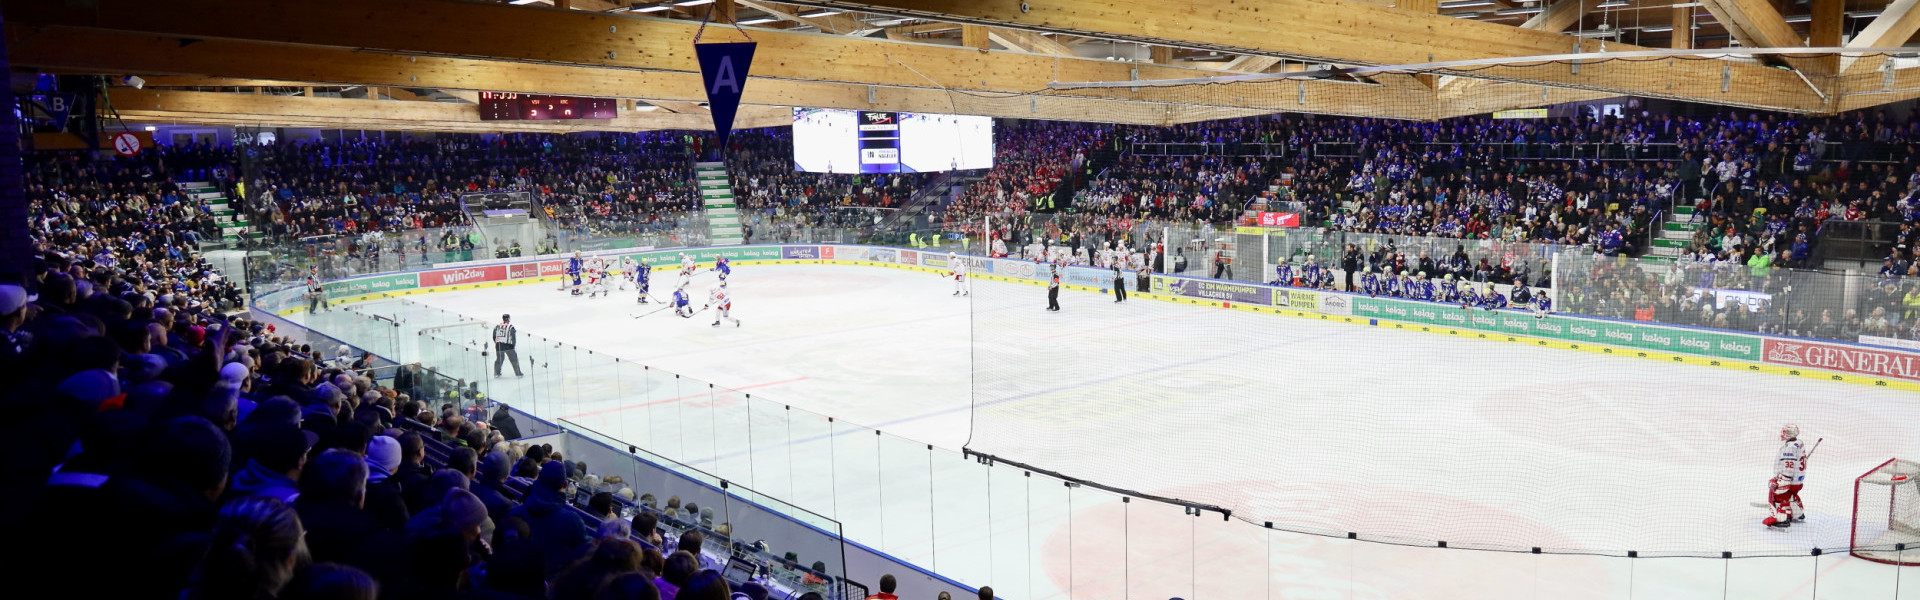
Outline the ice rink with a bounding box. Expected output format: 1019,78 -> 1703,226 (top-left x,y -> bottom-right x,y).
349,262 -> 1920,599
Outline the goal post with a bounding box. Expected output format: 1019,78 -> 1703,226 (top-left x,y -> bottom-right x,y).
1852,458 -> 1920,565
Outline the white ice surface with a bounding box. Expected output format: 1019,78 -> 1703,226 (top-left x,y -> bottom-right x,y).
355,263 -> 1920,600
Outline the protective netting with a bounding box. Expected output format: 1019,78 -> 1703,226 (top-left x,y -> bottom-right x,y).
924,52 -> 1920,124
966,257 -> 1920,556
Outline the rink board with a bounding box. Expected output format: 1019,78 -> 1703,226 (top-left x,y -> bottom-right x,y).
263,243 -> 1920,394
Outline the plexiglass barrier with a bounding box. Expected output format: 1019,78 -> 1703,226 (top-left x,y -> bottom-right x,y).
251,222 -> 1920,599
264,292 -> 1920,600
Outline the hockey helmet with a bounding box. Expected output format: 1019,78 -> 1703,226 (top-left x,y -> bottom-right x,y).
1780,424 -> 1799,441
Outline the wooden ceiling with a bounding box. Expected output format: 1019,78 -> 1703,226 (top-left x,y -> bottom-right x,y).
8,0 -> 1920,132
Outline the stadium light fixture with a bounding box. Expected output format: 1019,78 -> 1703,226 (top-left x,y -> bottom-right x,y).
1782,14 -> 1812,23
1439,1 -> 1495,8
739,17 -> 779,25
1642,25 -> 1674,32
1495,6 -> 1544,15
1595,1 -> 1628,7
627,3 -> 673,12
674,0 -> 715,6
799,9 -> 843,17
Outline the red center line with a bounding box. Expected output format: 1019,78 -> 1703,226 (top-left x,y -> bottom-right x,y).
559,376 -> 809,420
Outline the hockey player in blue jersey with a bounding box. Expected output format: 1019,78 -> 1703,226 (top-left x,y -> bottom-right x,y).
1272,260 -> 1293,287
1437,274 -> 1458,304
712,256 -> 732,283
634,258 -> 653,304
1359,267 -> 1381,297
1532,291 -> 1553,319
672,287 -> 695,318
566,251 -> 585,295
1409,272 -> 1433,302
1483,285 -> 1509,310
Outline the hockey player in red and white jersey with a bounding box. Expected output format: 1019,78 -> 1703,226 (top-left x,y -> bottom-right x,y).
585,261 -> 610,298
1764,424 -> 1809,528
949,252 -> 970,296
707,282 -> 739,327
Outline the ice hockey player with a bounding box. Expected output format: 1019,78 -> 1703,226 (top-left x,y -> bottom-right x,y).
1272,259 -> 1293,287
567,251 -> 585,295
712,256 -> 732,283
619,256 -> 639,290
677,252 -> 698,289
1765,424 -> 1808,528
1532,290 -> 1553,319
1482,285 -> 1508,310
672,286 -> 695,318
634,257 -> 653,304
1437,274 -> 1459,304
586,263 -> 608,298
950,252 -> 970,296
707,282 -> 740,327
1409,272 -> 1433,302
1360,267 -> 1381,297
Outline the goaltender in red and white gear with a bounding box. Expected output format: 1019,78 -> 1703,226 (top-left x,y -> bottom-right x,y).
1765,424 -> 1810,528
949,252 -> 969,296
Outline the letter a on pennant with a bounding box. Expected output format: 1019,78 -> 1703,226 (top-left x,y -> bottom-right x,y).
695,42 -> 757,151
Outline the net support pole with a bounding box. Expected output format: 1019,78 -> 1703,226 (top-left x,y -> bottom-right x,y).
1551,250 -> 1562,295
984,215 -> 991,257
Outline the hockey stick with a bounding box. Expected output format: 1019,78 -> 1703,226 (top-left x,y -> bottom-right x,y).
1751,437 -> 1823,508
629,304 -> 676,319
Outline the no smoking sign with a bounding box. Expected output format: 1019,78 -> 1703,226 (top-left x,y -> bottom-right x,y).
112,132 -> 142,157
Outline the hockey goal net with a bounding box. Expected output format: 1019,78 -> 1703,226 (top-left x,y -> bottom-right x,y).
1853,458 -> 1920,565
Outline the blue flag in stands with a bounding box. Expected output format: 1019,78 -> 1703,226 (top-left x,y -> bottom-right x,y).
695,42 -> 756,152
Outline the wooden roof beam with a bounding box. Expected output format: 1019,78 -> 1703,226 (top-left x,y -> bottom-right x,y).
109,88 -> 794,131
14,28 -> 1280,124
779,0 -> 1823,110
1698,0 -> 1803,49
1842,0 -> 1920,75
985,28 -> 1077,56
733,0 -> 874,35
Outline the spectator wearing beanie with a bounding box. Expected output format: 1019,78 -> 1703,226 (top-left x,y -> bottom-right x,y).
362,434 -> 410,530
472,450 -> 517,525
513,460 -> 591,573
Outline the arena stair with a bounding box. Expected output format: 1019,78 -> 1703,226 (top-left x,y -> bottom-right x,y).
182,181 -> 260,246
695,162 -> 742,245
1648,204 -> 1697,258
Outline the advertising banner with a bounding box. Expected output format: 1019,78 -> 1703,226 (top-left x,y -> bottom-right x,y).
1317,292 -> 1353,316
1860,335 -> 1920,351
901,250 -> 919,266
1350,295 -> 1763,361
323,273 -> 419,297
1063,266 -> 1113,289
993,258 -> 1042,281
421,265 -> 507,287
1258,212 -> 1301,227
1272,288 -> 1318,311
821,246 -> 836,260
507,261 -> 554,279
1764,339 -> 1920,381
866,248 -> 898,264
922,253 -> 950,268
1159,277 -> 1273,305
782,246 -> 821,260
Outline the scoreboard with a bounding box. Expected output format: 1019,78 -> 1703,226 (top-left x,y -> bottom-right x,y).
477,92 -> 617,121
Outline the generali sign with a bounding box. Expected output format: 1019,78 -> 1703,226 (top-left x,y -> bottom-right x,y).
1764,339 -> 1920,381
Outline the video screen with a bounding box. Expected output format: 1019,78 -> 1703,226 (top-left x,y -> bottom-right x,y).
792,108 -> 993,174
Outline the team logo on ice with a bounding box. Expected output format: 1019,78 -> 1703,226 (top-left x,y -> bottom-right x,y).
1766,342 -> 1806,365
